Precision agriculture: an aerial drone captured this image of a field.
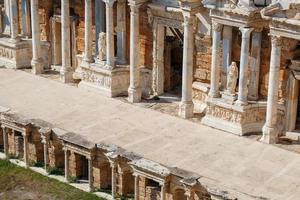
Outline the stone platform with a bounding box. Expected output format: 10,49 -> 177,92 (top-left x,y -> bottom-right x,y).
1,69 -> 300,199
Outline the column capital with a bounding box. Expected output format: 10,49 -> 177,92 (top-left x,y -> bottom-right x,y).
270,35 -> 282,48
182,13 -> 196,27
41,135 -> 48,144
212,22 -> 223,32
1,125 -> 5,130
103,0 -> 116,7
239,27 -> 254,39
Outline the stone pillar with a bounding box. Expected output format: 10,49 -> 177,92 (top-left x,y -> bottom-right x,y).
31,0 -> 44,74
221,25 -> 232,88
95,0 -> 106,55
64,148 -> 69,182
1,126 -> 8,156
178,14 -> 195,119
111,162 -> 116,198
88,157 -> 93,192
236,27 -> 253,105
208,22 -> 223,98
104,0 -> 116,68
128,1 -> 142,103
9,0 -> 19,41
41,136 -> 48,171
248,31 -> 262,101
60,0 -> 73,83
134,174 -> 139,200
23,132 -> 29,167
21,0 -> 31,38
116,0 -> 127,64
261,36 -> 282,144
83,0 -> 93,63
160,183 -> 166,200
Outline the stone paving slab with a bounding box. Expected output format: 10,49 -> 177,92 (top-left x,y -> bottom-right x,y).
0,69 -> 300,199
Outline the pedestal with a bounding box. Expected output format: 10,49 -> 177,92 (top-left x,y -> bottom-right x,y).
79,61 -> 130,97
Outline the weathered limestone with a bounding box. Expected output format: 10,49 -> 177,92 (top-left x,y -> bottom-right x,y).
1,125 -> 8,156
235,27 -> 253,106
104,0 -> 116,69
9,0 -> 19,42
110,162 -> 117,198
30,0 -> 43,74
179,12 -> 196,119
208,22 -> 222,98
64,148 -> 69,182
41,135 -> 49,171
83,0 -> 93,63
23,131 -> 29,167
60,0 -> 73,83
134,174 -> 139,200
88,157 -> 93,191
116,0 -> 127,64
261,36 -> 282,144
128,1 -> 142,103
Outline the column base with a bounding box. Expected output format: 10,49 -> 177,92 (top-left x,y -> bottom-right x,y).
178,101 -> 194,119
235,99 -> 248,106
60,68 -> 73,83
128,87 -> 142,103
261,125 -> 279,144
208,91 -> 221,98
31,59 -> 44,75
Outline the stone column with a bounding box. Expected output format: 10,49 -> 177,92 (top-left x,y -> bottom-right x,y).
23,132 -> 29,167
261,36 -> 282,144
104,0 -> 116,68
221,25 -> 232,88
160,183 -> 166,200
21,0 -> 31,38
83,0 -> 93,63
248,31 -> 262,101
41,136 -> 48,171
64,148 -> 69,182
178,14 -> 195,119
116,0 -> 127,64
31,0 -> 44,74
128,1 -> 142,103
134,174 -> 139,200
95,0 -> 106,56
60,0 -> 73,83
111,162 -> 116,198
184,189 -> 195,200
88,157 -> 93,192
208,22 -> 223,98
1,126 -> 8,156
236,27 -> 253,105
9,0 -> 19,41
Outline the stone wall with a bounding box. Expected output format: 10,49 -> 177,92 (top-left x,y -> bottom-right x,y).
69,151 -> 83,177
48,134 -> 64,168
7,130 -> 16,155
116,168 -> 134,196
28,129 -> 44,164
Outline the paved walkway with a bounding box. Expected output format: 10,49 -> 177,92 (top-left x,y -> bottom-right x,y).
0,69 -> 300,200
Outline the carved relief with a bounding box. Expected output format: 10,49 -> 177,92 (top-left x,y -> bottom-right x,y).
81,70 -> 112,88
98,32 -> 106,61
226,62 -> 238,95
0,47 -> 14,59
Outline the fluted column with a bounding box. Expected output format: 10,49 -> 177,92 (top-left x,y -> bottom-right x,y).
9,0 -> 19,41
83,0 -> 93,63
60,0 -> 73,83
221,25 -> 232,88
236,27 -> 253,105
23,132 -> 29,167
116,0 -> 127,64
128,1 -> 142,103
1,126 -> 8,156
178,14 -> 195,119
64,148 -> 69,182
31,0 -> 44,74
134,174 -> 139,200
208,22 -> 223,98
248,30 -> 262,101
261,36 -> 282,144
104,0 -> 116,68
111,162 -> 117,198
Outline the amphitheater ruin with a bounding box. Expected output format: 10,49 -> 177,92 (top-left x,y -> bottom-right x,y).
0,0 -> 300,199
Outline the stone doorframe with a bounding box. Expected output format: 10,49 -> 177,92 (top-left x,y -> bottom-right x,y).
152,16 -> 183,96
50,15 -> 78,70
285,63 -> 300,132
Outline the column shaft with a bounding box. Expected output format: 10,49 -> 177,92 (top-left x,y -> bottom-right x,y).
134,175 -> 139,200
88,158 -> 93,191
236,27 -> 253,105
31,0 -> 44,74
64,149 -> 69,181
105,1 -> 115,68
128,3 -> 142,103
221,25 -> 232,88
116,0 -> 127,64
23,133 -> 29,167
9,0 -> 19,41
179,15 -> 195,119
248,31 -> 262,101
208,22 -> 222,98
83,0 -> 93,63
111,163 -> 116,198
1,126 -> 8,156
261,36 -> 282,144
60,0 -> 73,83
160,184 -> 166,200
43,141 -> 48,171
